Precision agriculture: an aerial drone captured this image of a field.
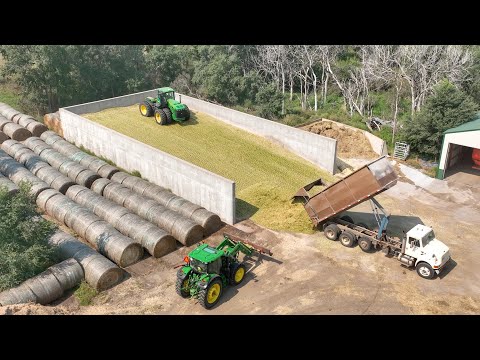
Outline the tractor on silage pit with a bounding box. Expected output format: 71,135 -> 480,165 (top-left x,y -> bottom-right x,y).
139,87 -> 190,125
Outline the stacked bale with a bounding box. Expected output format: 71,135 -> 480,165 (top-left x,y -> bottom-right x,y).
0,258 -> 84,306
36,189 -> 143,267
48,231 -> 124,291
2,139 -> 75,194
0,115 -> 32,141
92,178 -> 203,246
0,131 -> 9,144
0,150 -> 50,198
43,112 -> 63,137
0,103 -> 20,121
0,172 -> 19,196
22,137 -> 101,188
65,185 -> 176,257
41,131 -> 120,179
111,172 -> 221,235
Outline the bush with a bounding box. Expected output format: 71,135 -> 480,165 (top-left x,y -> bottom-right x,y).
255,84 -> 283,120
74,281 -> 98,306
0,183 -> 57,291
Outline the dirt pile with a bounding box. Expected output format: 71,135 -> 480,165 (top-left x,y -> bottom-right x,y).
0,303 -> 70,315
301,121 -> 377,159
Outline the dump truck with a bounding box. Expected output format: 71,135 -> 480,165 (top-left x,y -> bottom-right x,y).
175,233 -> 272,309
293,156 -> 451,279
139,87 -> 190,125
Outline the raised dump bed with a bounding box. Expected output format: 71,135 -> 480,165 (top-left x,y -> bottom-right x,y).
293,156 -> 398,226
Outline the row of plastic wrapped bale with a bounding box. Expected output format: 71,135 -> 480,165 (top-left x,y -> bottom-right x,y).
0,102 -> 48,141
39,130 -> 222,235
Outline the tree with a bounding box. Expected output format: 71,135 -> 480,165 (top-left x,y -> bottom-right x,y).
255,84 -> 283,119
403,80 -> 478,159
0,183 -> 57,291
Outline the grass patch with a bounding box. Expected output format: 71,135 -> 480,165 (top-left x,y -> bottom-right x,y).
74,281 -> 98,306
0,83 -> 21,109
84,106 -> 334,233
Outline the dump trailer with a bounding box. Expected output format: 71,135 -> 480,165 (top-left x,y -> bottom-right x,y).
294,156 -> 451,279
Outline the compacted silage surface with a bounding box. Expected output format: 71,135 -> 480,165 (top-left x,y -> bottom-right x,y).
84,106 -> 335,233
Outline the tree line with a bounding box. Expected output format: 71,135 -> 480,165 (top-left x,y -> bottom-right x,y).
1,45 -> 479,159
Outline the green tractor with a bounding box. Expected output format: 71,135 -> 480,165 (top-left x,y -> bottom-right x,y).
176,233 -> 273,309
139,87 -> 191,125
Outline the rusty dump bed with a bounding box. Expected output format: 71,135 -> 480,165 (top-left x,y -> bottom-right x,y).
294,156 -> 398,226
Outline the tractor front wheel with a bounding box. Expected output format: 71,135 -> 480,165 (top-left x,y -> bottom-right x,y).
176,276 -> 190,298
139,101 -> 154,117
230,263 -> 246,286
154,109 -> 167,125
163,108 -> 173,124
199,278 -> 223,309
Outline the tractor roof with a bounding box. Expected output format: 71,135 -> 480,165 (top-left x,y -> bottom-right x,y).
189,244 -> 223,263
157,87 -> 175,93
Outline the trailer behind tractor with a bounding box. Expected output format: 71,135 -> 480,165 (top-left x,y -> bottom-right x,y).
294,156 -> 451,279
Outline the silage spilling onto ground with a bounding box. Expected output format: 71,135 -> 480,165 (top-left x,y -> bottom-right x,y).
84,106 -> 334,233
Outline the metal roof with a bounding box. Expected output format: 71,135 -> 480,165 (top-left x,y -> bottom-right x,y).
444,114 -> 480,134
407,224 -> 433,239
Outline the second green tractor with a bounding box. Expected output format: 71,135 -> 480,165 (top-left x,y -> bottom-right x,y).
139,87 -> 190,125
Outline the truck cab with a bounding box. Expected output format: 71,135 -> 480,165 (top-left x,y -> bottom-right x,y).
404,224 -> 450,279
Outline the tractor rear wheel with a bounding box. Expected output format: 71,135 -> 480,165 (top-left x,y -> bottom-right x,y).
324,224 -> 340,241
230,263 -> 246,286
139,101 -> 154,117
185,108 -> 191,120
339,231 -> 356,247
176,276 -> 190,298
199,278 -> 223,309
163,108 -> 173,124
154,109 -> 167,125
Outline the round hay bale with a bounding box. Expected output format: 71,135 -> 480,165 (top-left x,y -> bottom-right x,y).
17,150 -> 40,166
51,176 -> 76,195
27,181 -> 50,199
59,161 -> 85,179
3,122 -> 32,141
131,179 -> 151,195
144,187 -> 176,206
78,154 -> 98,168
41,149 -> 68,169
103,206 -> 131,228
97,164 -> 119,179
1,139 -> 22,156
102,233 -> 143,267
30,142 -> 52,156
0,173 -> 19,196
171,218 -> 204,246
0,116 -> 12,130
152,209 -> 178,233
134,198 -> 160,219
91,178 -> 111,195
88,159 -> 109,173
35,189 -> 62,211
42,132 -> 63,146
64,207 -> 95,229
48,199 -> 81,225
65,184 -> 89,202
12,147 -> 33,163
191,210 -> 222,235
104,183 -> 132,206
35,166 -> 60,186
110,171 -> 130,184
72,188 -> 98,205
18,117 -> 35,128
2,109 -> 21,121
51,140 -> 80,157
92,198 -> 119,219
0,131 -> 9,144
84,256 -> 124,291
70,212 -> 102,238
23,268 -> 63,305
70,151 -> 89,164
49,258 -> 84,291
40,130 -> 59,142
123,193 -> 153,213
114,213 -> 141,237
26,122 -> 48,137
138,225 -> 176,258
23,136 -> 42,149
25,156 -> 50,175
0,283 -> 37,306
121,175 -> 142,189
75,170 -> 101,188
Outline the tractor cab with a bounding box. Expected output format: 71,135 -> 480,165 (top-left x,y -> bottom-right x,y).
157,87 -> 175,107
188,244 -> 223,275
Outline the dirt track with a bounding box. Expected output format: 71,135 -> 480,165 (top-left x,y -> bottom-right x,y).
3,163 -> 478,315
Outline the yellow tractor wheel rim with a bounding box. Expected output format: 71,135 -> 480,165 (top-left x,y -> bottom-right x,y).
155,112 -> 161,122
234,267 -> 245,283
140,104 -> 147,115
207,283 -> 221,304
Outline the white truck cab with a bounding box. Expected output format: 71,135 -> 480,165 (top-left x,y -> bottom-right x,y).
404,224 -> 450,279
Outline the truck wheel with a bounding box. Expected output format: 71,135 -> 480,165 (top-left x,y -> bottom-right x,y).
416,262 -> 435,280
358,237 -> 372,252
139,101 -> 154,117
339,231 -> 356,247
154,109 -> 167,125
340,216 -> 354,224
324,224 -> 340,241
198,278 -> 223,309
163,108 -> 173,124
230,263 -> 246,286
176,276 -> 190,298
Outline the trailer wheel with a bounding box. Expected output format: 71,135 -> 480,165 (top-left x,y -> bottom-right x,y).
416,262 -> 435,280
339,231 -> 356,247
340,216 -> 354,224
358,237 -> 372,252
324,224 -> 340,241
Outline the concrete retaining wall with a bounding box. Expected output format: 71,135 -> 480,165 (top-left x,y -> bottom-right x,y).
58,108 -> 235,224
177,95 -> 337,173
